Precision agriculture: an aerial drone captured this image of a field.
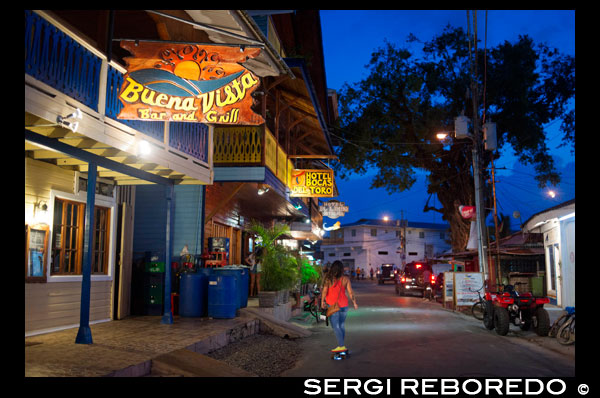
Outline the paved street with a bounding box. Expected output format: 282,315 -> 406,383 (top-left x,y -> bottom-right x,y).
283,280 -> 575,378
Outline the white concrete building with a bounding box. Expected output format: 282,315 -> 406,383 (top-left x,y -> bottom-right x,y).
523,199 -> 575,308
320,218 -> 451,276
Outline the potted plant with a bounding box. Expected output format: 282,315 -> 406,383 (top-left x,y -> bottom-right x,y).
249,221 -> 298,307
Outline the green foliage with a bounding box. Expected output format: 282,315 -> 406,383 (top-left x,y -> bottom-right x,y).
335,25 -> 575,250
249,220 -> 298,291
299,256 -> 321,285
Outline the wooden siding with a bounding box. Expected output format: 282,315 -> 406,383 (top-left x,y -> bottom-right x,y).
173,185 -> 204,256
132,184 -> 206,259
132,184 -> 167,256
25,157 -> 113,335
25,157 -> 73,221
25,281 -> 112,334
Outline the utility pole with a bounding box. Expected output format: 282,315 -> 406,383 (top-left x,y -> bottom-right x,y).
468,10 -> 489,282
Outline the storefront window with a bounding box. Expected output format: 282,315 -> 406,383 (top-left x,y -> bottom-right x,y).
51,198 -> 110,275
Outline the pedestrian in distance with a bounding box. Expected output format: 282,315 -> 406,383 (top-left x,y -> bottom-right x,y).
245,246 -> 263,297
370,268 -> 374,280
321,260 -> 358,354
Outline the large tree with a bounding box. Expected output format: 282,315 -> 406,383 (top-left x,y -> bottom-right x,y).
333,25 -> 574,251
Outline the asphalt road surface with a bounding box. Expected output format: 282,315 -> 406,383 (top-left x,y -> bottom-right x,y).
282,280 -> 575,378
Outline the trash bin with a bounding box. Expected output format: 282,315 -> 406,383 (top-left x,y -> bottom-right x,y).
214,266 -> 249,309
207,274 -> 237,318
530,276 -> 544,297
179,273 -> 207,317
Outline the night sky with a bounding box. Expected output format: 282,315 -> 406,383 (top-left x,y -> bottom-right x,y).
319,10 -> 575,230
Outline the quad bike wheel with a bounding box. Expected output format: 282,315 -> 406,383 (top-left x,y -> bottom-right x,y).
532,307 -> 550,336
494,306 -> 510,336
483,301 -> 495,330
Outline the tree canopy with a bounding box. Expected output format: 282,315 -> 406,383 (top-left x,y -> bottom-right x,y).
332,25 -> 575,250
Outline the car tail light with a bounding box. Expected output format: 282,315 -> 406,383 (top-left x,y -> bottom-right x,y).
416,264 -> 422,269
430,274 -> 436,283
401,277 -> 406,283
535,298 -> 550,304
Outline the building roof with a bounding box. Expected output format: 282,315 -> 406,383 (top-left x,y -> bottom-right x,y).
340,218 -> 450,230
522,198 -> 575,232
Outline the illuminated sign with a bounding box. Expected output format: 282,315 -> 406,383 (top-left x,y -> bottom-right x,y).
290,169 -> 334,197
117,41 -> 264,125
319,200 -> 348,219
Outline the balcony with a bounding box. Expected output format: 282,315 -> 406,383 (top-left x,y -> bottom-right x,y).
213,125 -> 293,189
24,10 -> 211,185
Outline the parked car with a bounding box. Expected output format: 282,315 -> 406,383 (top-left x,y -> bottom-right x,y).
377,264 -> 396,284
395,261 -> 434,297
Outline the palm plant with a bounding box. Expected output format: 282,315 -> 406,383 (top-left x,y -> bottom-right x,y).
249,221 -> 298,291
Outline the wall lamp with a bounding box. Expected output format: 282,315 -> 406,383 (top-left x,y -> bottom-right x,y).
57,108 -> 82,132
257,184 -> 270,195
33,200 -> 48,224
26,108 -> 82,133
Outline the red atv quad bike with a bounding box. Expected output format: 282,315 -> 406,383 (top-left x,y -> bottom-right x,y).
482,282 -> 551,336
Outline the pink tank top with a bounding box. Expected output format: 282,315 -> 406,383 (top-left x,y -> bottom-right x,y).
326,278 -> 348,308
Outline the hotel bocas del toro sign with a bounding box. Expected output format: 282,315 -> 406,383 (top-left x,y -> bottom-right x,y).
290,169 -> 334,198
117,41 -> 264,125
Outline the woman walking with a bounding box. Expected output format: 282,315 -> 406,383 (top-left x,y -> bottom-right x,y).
321,260 -> 358,354
245,246 -> 263,297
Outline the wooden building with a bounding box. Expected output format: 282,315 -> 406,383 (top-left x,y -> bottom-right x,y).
25,10 -> 336,339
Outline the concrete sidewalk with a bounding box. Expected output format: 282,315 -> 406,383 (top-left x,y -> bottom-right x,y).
25,297 -> 309,377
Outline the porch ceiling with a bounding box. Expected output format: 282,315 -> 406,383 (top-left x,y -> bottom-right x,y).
208,181 -> 306,223
25,113 -> 202,186
272,66 -> 333,161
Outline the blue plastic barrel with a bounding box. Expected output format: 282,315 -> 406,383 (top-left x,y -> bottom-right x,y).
214,266 -> 249,309
179,273 -> 207,317
207,274 -> 237,318
198,268 -> 212,315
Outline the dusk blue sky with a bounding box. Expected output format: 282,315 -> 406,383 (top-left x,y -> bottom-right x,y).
319,10 -> 575,230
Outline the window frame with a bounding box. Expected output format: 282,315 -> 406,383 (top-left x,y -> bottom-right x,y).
46,190 -> 115,283
51,197 -> 86,275
92,205 -> 111,275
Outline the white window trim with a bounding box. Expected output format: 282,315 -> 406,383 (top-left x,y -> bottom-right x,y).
47,189 -> 116,283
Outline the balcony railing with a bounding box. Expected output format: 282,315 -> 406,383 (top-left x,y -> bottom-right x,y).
214,125 -> 293,188
25,10 -> 208,165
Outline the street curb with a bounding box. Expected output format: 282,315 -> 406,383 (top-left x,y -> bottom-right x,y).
437,302 -> 574,360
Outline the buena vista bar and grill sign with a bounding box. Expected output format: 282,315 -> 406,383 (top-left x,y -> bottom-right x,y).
290,169 -> 334,198
117,41 -> 264,125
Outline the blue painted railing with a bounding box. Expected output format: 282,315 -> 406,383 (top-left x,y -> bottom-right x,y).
25,10 -> 101,112
25,10 -> 208,164
169,122 -> 209,163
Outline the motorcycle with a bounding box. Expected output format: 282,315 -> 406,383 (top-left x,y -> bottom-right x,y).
482,282 -> 551,336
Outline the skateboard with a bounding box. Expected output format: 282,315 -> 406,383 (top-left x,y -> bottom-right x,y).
331,350 -> 349,360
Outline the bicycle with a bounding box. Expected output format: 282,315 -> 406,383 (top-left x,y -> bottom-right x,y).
470,285 -> 486,320
303,284 -> 324,323
551,307 -> 575,345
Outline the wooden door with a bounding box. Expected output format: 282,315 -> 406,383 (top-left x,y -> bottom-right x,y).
115,202 -> 134,319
